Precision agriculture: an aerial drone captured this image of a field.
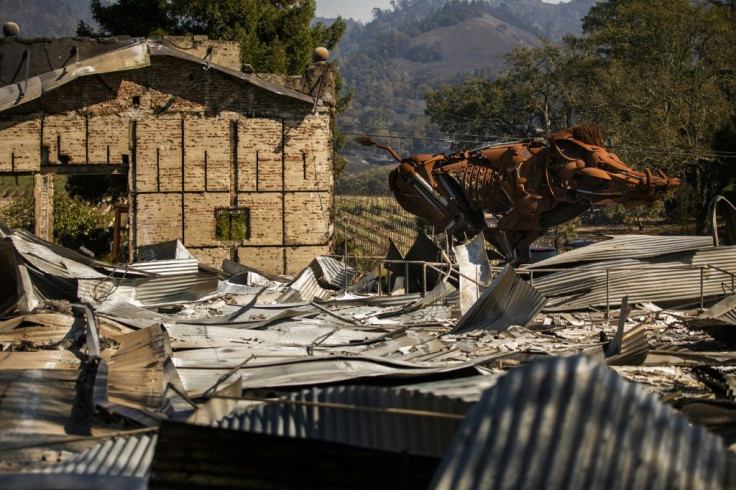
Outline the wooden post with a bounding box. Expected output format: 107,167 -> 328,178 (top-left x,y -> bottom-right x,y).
33,173 -> 54,242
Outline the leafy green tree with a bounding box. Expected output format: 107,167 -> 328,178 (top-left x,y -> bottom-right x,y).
0,190 -> 33,231
574,0 -> 736,230
53,192 -> 110,254
0,189 -> 111,256
425,41 -> 582,148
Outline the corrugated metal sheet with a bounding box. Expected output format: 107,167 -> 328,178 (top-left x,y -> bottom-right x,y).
275,266 -> 334,303
136,239 -> 192,261
127,258 -> 199,276
452,265 -> 546,333
221,259 -> 287,283
166,322 -> 384,351
454,233 -> 491,315
176,353 -> 498,397
217,384 -> 470,457
400,375 -> 503,403
0,42 -> 150,111
527,234 -> 714,269
0,350 -> 81,370
690,294 -> 736,344
604,298 -> 648,366
607,323 -> 649,366
430,355 -> 735,490
129,273 -> 219,306
314,256 -> 356,290
10,229 -> 128,274
530,246 -> 736,311
39,433 -> 156,478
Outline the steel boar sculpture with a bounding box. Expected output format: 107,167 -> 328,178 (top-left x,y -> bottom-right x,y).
357,124 -> 679,263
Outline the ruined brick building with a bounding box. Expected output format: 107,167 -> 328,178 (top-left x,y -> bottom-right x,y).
0,34 -> 336,275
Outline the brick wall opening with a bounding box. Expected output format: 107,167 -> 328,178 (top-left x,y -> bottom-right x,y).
215,207 -> 250,241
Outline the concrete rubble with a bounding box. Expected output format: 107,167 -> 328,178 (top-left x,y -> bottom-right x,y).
1,222 -> 736,488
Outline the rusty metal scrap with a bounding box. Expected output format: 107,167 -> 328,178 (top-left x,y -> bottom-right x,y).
358,124 -> 678,263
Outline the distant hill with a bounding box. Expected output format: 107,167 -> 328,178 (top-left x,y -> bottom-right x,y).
0,0 -> 96,38
392,13 -> 539,79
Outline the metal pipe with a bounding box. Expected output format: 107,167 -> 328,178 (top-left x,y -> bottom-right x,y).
605,269 -> 610,320
700,267 -> 705,311
343,217 -> 348,293
422,263 -> 427,298
377,261 -> 383,297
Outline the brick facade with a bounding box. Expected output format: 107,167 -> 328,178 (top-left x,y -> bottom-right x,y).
0,37 -> 335,275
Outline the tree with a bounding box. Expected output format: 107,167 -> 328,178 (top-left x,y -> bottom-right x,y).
574,0 -> 736,230
425,41 -> 582,149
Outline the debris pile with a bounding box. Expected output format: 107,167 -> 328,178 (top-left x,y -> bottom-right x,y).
1,223 -> 735,488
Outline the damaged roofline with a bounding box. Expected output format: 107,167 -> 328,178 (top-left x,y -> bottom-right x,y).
0,38 -> 321,112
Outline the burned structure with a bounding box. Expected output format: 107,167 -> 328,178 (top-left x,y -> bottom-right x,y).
0,34 -> 336,275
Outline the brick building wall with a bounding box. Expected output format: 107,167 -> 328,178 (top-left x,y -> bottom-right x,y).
0,37 -> 335,275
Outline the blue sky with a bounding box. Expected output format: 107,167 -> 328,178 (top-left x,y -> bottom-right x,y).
315,0 -> 570,23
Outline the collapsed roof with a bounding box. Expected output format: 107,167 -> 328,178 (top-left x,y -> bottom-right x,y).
1,226 -> 735,487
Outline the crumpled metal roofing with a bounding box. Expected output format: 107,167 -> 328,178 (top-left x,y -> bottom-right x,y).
530,246 -> 736,311
452,265 -> 546,333
176,353 -> 499,396
689,294 -> 736,344
217,384 -> 470,457
0,41 -> 150,111
275,264 -> 334,303
0,228 -> 215,313
136,239 -> 192,261
430,355 -> 735,490
127,258 -> 200,276
314,256 -> 356,290
0,39 -> 320,112
39,433 -> 156,479
527,234 -> 714,269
